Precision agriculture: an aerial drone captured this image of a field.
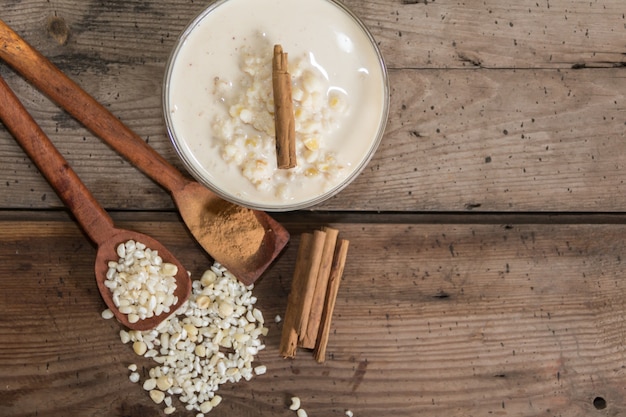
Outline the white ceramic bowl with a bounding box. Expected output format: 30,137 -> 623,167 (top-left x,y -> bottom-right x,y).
163,0 -> 389,211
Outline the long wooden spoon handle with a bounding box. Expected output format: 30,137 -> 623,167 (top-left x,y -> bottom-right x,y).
0,72 -> 115,246
0,19 -> 188,193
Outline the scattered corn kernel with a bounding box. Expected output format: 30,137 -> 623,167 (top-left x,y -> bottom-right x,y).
119,330 -> 130,344
218,301 -> 234,318
149,389 -> 165,404
101,309 -> 114,320
289,396 -> 301,411
200,270 -> 216,286
194,344 -> 207,357
143,378 -> 157,391
183,324 -> 199,338
133,341 -> 147,356
156,375 -> 173,391
199,401 -> 213,414
210,395 -> 222,407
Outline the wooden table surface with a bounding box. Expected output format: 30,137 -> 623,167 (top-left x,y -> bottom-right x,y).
1,1 -> 625,416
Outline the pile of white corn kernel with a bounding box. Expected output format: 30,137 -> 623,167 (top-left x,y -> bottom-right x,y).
103,262 -> 267,416
104,239 -> 179,324
212,40 -> 348,200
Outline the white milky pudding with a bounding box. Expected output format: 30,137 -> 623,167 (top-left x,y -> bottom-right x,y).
164,0 -> 389,211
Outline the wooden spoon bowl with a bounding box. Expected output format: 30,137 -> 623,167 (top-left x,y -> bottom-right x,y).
94,229 -> 191,331
0,73 -> 191,331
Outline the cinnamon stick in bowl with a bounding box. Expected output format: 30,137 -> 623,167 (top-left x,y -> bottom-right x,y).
272,44 -> 296,169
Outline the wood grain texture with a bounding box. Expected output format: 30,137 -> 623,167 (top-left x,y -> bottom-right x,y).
331,68 -> 626,211
0,0 -> 624,212
0,1 -> 625,415
0,217 -> 625,416
350,0 -> 626,69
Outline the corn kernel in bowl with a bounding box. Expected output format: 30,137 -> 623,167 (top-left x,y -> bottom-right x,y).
163,0 -> 389,211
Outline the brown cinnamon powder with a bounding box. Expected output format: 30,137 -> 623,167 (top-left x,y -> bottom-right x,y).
201,200 -> 265,267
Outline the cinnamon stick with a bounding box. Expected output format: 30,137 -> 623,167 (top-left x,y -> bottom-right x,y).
314,238 -> 349,363
295,230 -> 327,339
300,227 -> 339,349
279,231 -> 326,358
272,44 -> 296,169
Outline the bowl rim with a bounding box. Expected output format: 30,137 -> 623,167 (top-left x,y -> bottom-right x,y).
162,0 -> 390,212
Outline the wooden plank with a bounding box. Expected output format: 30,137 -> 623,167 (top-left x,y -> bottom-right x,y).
0,0 -> 624,212
0,218 -> 624,416
3,0 -> 624,69
347,0 -> 626,69
2,67 -> 623,212
323,67 -> 626,211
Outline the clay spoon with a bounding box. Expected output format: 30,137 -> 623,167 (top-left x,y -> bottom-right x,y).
0,72 -> 191,332
0,20 -> 290,286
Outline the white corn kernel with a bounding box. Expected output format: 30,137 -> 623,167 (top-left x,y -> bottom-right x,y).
101,309 -> 114,320
133,341 -> 147,356
194,344 -> 207,358
161,263 -> 178,277
239,108 -> 253,123
200,269 -> 217,286
210,395 -> 222,407
195,295 -> 211,309
218,301 -> 234,318
143,378 -> 157,391
199,401 -> 213,414
157,375 -> 173,391
183,324 -> 199,338
116,243 -> 126,258
290,396 -> 301,410
149,389 -> 165,404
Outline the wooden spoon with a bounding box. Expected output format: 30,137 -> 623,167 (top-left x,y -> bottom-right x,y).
0,72 -> 191,332
0,20 -> 289,286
